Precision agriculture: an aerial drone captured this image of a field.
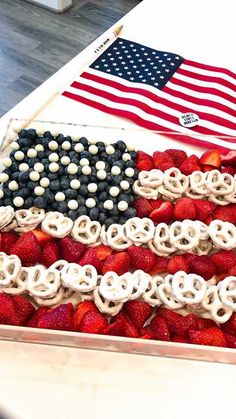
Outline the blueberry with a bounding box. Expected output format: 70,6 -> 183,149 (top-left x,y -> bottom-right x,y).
97,144 -> 105,154
12,171 -> 20,181
41,158 -> 48,166
18,137 -> 32,148
79,137 -> 88,147
55,134 -> 65,144
104,218 -> 115,228
70,158 -> 80,165
41,137 -> 50,147
18,129 -> 27,139
64,135 -> 72,143
99,212 -> 107,224
48,173 -> 58,181
99,152 -> 108,160
97,182 -> 107,192
24,197 -> 33,208
58,166 -> 64,176
59,151 -> 67,158
77,196 -> 85,206
107,156 -> 115,164
65,189 -> 77,199
98,202 -> 105,212
89,207 -> 99,220
68,210 -> 79,221
0,199 -> 4,206
39,171 -> 47,179
69,151 -> 78,160
50,202 -> 59,211
33,197 -> 47,209
130,151 -> 137,160
3,188 -> 12,198
28,158 -> 39,167
126,177 -> 135,186
106,173 -> 114,184
78,185 -> 87,197
26,129 -> 37,140
119,193 -> 131,203
11,162 -> 19,172
44,190 -> 55,204
113,151 -> 122,160
18,188 -> 30,199
90,156 -> 99,165
99,192 -> 108,201
79,175 -> 89,184
18,172 -> 29,183
109,206 -> 119,216
3,168 -> 12,176
104,162 -> 110,172
60,177 -> 70,190
37,151 -> 45,160
123,208 -> 137,218
50,180 -> 60,191
113,175 -> 123,186
116,140 -> 126,153
4,198 -> 13,206
27,181 -> 37,191
125,160 -> 135,168
89,175 -> 97,183
114,160 -> 125,170
57,202 -> 68,213
77,205 -> 88,216
118,216 -> 128,225
43,131 -> 54,139
133,168 -> 139,179
97,141 -> 105,148
80,151 -> 91,159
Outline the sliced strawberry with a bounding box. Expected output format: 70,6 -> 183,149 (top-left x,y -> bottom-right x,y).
210,250 -> 236,274
221,150 -> 236,167
32,229 -> 53,244
12,295 -> 35,325
150,201 -> 174,224
149,255 -> 169,275
101,252 -> 130,275
174,197 -> 196,220
59,237 -> 85,263
189,327 -> 226,347
155,308 -> 198,337
94,245 -> 113,261
73,301 -> 98,330
188,255 -> 216,280
167,255 -> 190,274
128,246 -> 155,272
26,307 -> 50,328
0,231 -> 19,254
193,200 -> 216,222
136,150 -> 154,171
197,317 -> 217,330
37,303 -> 74,331
149,316 -> 171,341
10,232 -> 41,265
113,312 -> 139,338
153,151 -> 174,171
0,294 -> 20,326
123,300 -> 152,329
104,319 -> 125,337
179,155 -> 201,175
213,204 -> 236,224
79,310 -> 108,334
200,150 -> 221,168
79,248 -> 102,273
41,241 -> 60,268
165,149 -> 187,167
221,166 -> 236,176
202,164 -> 215,172
148,199 -> 165,210
134,198 -> 152,218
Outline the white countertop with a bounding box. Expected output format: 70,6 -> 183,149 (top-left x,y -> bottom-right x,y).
0,1 -> 236,418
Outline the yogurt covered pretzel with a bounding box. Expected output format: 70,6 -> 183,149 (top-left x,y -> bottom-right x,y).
42,212 -> 73,238
61,263 -> 97,292
105,223 -> 132,250
27,265 -> 61,298
3,267 -> 30,295
169,220 -> 201,251
0,206 -> 15,230
125,217 -> 155,245
208,220 -> 236,250
15,207 -> 45,232
0,252 -> 22,288
218,276 -> 236,311
71,215 -> 101,245
93,287 -> 123,316
99,272 -> 134,302
172,271 -> 207,305
202,285 -> 233,323
138,169 -> 163,188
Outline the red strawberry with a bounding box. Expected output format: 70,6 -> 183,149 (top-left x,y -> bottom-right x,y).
73,301 -> 98,330
41,241 -> 60,268
165,149 -> 187,167
101,252 -> 130,275
156,308 -> 198,337
179,155 -> 200,175
202,164 -> 215,173
149,255 -> 169,275
0,294 -> 20,326
104,319 -> 125,337
10,232 -> 41,265
193,200 -> 216,222
0,232 -> 19,254
184,253 -> 197,264
174,197 -> 196,220
94,245 -> 113,261
141,331 -> 156,339
153,151 -> 174,171
205,214 -> 214,225
12,295 -> 35,325
38,303 -> 74,331
188,255 -> 216,280
79,248 -> 102,273
167,255 -> 189,274
150,201 -> 174,224
136,150 -> 154,171
128,246 -> 155,272
113,312 -> 139,338
149,199 -> 165,210
123,300 -> 152,329
213,204 -> 236,224
200,150 -> 221,168
32,229 -> 53,244
59,237 -> 85,263
221,313 -> 236,337
79,310 -> 108,334
197,317 -> 217,330
189,327 -> 226,347
221,150 -> 236,167
210,250 -> 236,274
26,307 -> 50,328
225,333 -> 236,348
221,166 -> 236,176
172,336 -> 190,343
149,316 -> 170,341
134,198 -> 152,218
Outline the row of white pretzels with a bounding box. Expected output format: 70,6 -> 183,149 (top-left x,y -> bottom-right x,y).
0,251 -> 235,323
1,206 -> 236,254
134,168 -> 236,205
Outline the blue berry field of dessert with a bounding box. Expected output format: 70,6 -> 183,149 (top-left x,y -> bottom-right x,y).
0,129 -> 138,228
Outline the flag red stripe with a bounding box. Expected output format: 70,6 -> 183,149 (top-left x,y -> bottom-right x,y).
184,59 -> 236,81
71,77 -> 236,134
176,68 -> 236,92
62,90 -> 231,152
170,76 -> 236,105
82,71 -> 236,119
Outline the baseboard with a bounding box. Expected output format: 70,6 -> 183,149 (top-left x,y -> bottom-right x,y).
23,0 -> 73,12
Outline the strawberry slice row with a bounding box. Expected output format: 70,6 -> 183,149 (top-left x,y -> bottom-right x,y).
2,294 -> 236,349
136,148 -> 236,175
134,197 -> 236,225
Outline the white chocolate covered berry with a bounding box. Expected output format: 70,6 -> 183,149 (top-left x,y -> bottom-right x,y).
34,162 -> 44,173
3,158 -> 12,168
120,180 -> 130,190
122,153 -> 131,162
106,145 -> 115,155
109,186 -> 120,197
48,141 -> 58,151
68,200 -> 79,210
55,192 -> 66,202
0,173 -> 9,183
61,156 -> 70,166
19,163 -> 29,172
8,180 -> 19,191
87,183 -> 97,193
27,148 -> 37,158
49,153 -> 59,163
89,145 -> 98,155
35,144 -> 44,152
80,158 -> 89,166
70,179 -> 80,190
104,200 -> 114,210
118,201 -> 128,211
97,169 -> 106,180
67,163 -> 78,175
29,171 -> 40,181
49,162 -> 59,173
62,141 -> 71,151
34,186 -> 45,196
82,165 -> 91,175
13,197 -> 24,207
86,198 -> 96,208
125,167 -> 135,177
74,143 -> 84,153
95,161 -> 105,171
10,142 -> 20,151
40,177 -> 50,188
14,151 -> 25,161
111,166 -> 121,176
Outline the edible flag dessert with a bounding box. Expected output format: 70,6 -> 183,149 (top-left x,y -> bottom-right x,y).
62,38 -> 236,151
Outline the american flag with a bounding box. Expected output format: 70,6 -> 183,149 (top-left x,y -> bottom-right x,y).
62,37 -> 236,151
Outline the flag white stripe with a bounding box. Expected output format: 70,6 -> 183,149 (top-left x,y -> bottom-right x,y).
72,75 -> 236,136
173,72 -> 236,97
181,63 -> 236,86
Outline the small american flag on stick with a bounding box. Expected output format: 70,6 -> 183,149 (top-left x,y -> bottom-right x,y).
62,37 -> 236,151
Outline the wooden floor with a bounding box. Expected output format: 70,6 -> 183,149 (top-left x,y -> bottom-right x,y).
0,0 -> 139,117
